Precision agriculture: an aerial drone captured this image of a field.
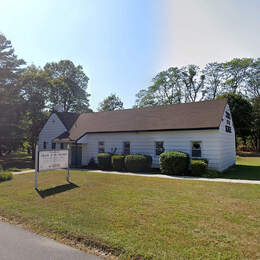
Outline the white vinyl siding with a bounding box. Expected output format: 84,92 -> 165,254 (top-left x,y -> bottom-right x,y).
78,129 -> 223,170
218,104 -> 236,171
38,114 -> 67,151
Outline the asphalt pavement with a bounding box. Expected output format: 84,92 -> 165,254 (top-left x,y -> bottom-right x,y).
0,221 -> 101,260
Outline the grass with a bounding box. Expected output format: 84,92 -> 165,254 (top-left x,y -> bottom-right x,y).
0,170 -> 259,259
0,152 -> 34,172
222,155 -> 260,180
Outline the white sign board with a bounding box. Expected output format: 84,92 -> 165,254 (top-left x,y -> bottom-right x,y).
38,150 -> 69,171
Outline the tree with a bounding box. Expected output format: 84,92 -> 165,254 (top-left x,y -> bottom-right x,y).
19,65 -> 51,159
217,93 -> 253,142
222,58 -> 253,94
0,104 -> 25,156
252,97 -> 260,152
247,58 -> 260,99
98,94 -> 124,111
0,33 -> 25,104
0,33 -> 26,155
44,60 -> 90,113
203,62 -> 224,100
135,67 -> 184,107
180,65 -> 206,102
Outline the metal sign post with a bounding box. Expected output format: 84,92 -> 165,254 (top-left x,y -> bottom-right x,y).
66,144 -> 70,182
35,144 -> 39,189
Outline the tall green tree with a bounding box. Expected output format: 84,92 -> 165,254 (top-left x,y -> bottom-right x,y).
0,104 -> 25,156
217,93 -> 253,142
0,33 -> 25,104
0,33 -> 26,155
247,58 -> 260,99
203,62 -> 224,100
19,65 -> 51,158
98,94 -> 124,111
252,97 -> 260,152
135,67 -> 183,107
180,65 -> 206,102
222,58 -> 253,94
44,60 -> 90,113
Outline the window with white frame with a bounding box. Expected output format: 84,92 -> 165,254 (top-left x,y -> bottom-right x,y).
60,143 -> 64,149
98,141 -> 105,153
192,141 -> 202,157
43,141 -> 47,149
123,142 -> 130,155
155,141 -> 164,155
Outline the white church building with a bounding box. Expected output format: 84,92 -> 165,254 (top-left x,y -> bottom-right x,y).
39,99 -> 236,172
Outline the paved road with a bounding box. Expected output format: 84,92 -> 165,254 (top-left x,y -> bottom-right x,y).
0,221 -> 101,260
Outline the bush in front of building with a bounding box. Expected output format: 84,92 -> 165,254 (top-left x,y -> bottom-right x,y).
124,154 -> 152,172
190,160 -> 208,176
159,151 -> 189,175
191,158 -> 209,166
97,153 -> 112,170
111,155 -> 125,171
0,172 -> 13,182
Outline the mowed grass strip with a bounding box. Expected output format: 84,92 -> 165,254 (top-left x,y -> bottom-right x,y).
0,171 -> 259,259
222,156 -> 260,180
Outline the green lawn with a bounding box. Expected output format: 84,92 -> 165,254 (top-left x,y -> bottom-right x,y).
222,155 -> 260,180
0,170 -> 259,259
0,152 -> 34,172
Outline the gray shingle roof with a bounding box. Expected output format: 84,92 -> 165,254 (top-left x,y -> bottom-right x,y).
53,99 -> 227,143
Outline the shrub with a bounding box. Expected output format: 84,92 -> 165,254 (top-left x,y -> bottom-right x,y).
191,158 -> 208,165
191,160 -> 207,176
201,169 -> 221,178
111,155 -> 125,171
88,157 -> 97,169
159,151 -> 189,175
97,153 -> 112,170
0,172 -> 13,182
0,165 -> 3,171
125,154 -> 152,172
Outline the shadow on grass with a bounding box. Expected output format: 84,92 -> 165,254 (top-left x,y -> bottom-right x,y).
222,165 -> 260,180
35,182 -> 79,198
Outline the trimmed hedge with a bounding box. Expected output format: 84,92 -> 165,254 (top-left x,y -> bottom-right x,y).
159,151 -> 189,175
125,154 -> 152,172
192,158 -> 209,165
97,153 -> 112,170
191,160 -> 207,176
111,155 -> 125,171
0,172 -> 13,182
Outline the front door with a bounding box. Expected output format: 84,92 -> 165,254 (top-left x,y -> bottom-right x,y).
71,145 -> 82,167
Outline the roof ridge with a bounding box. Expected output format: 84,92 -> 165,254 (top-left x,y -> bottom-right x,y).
82,98 -> 228,116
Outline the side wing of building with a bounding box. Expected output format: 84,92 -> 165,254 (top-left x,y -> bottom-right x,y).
38,113 -> 67,150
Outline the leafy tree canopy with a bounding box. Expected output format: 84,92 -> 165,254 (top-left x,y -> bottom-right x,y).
44,60 -> 90,113
98,94 -> 124,112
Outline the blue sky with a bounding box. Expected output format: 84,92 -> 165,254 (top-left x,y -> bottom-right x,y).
1,0 -> 259,110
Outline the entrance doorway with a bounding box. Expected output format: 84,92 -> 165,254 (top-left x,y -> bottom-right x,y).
71,144 -> 82,167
